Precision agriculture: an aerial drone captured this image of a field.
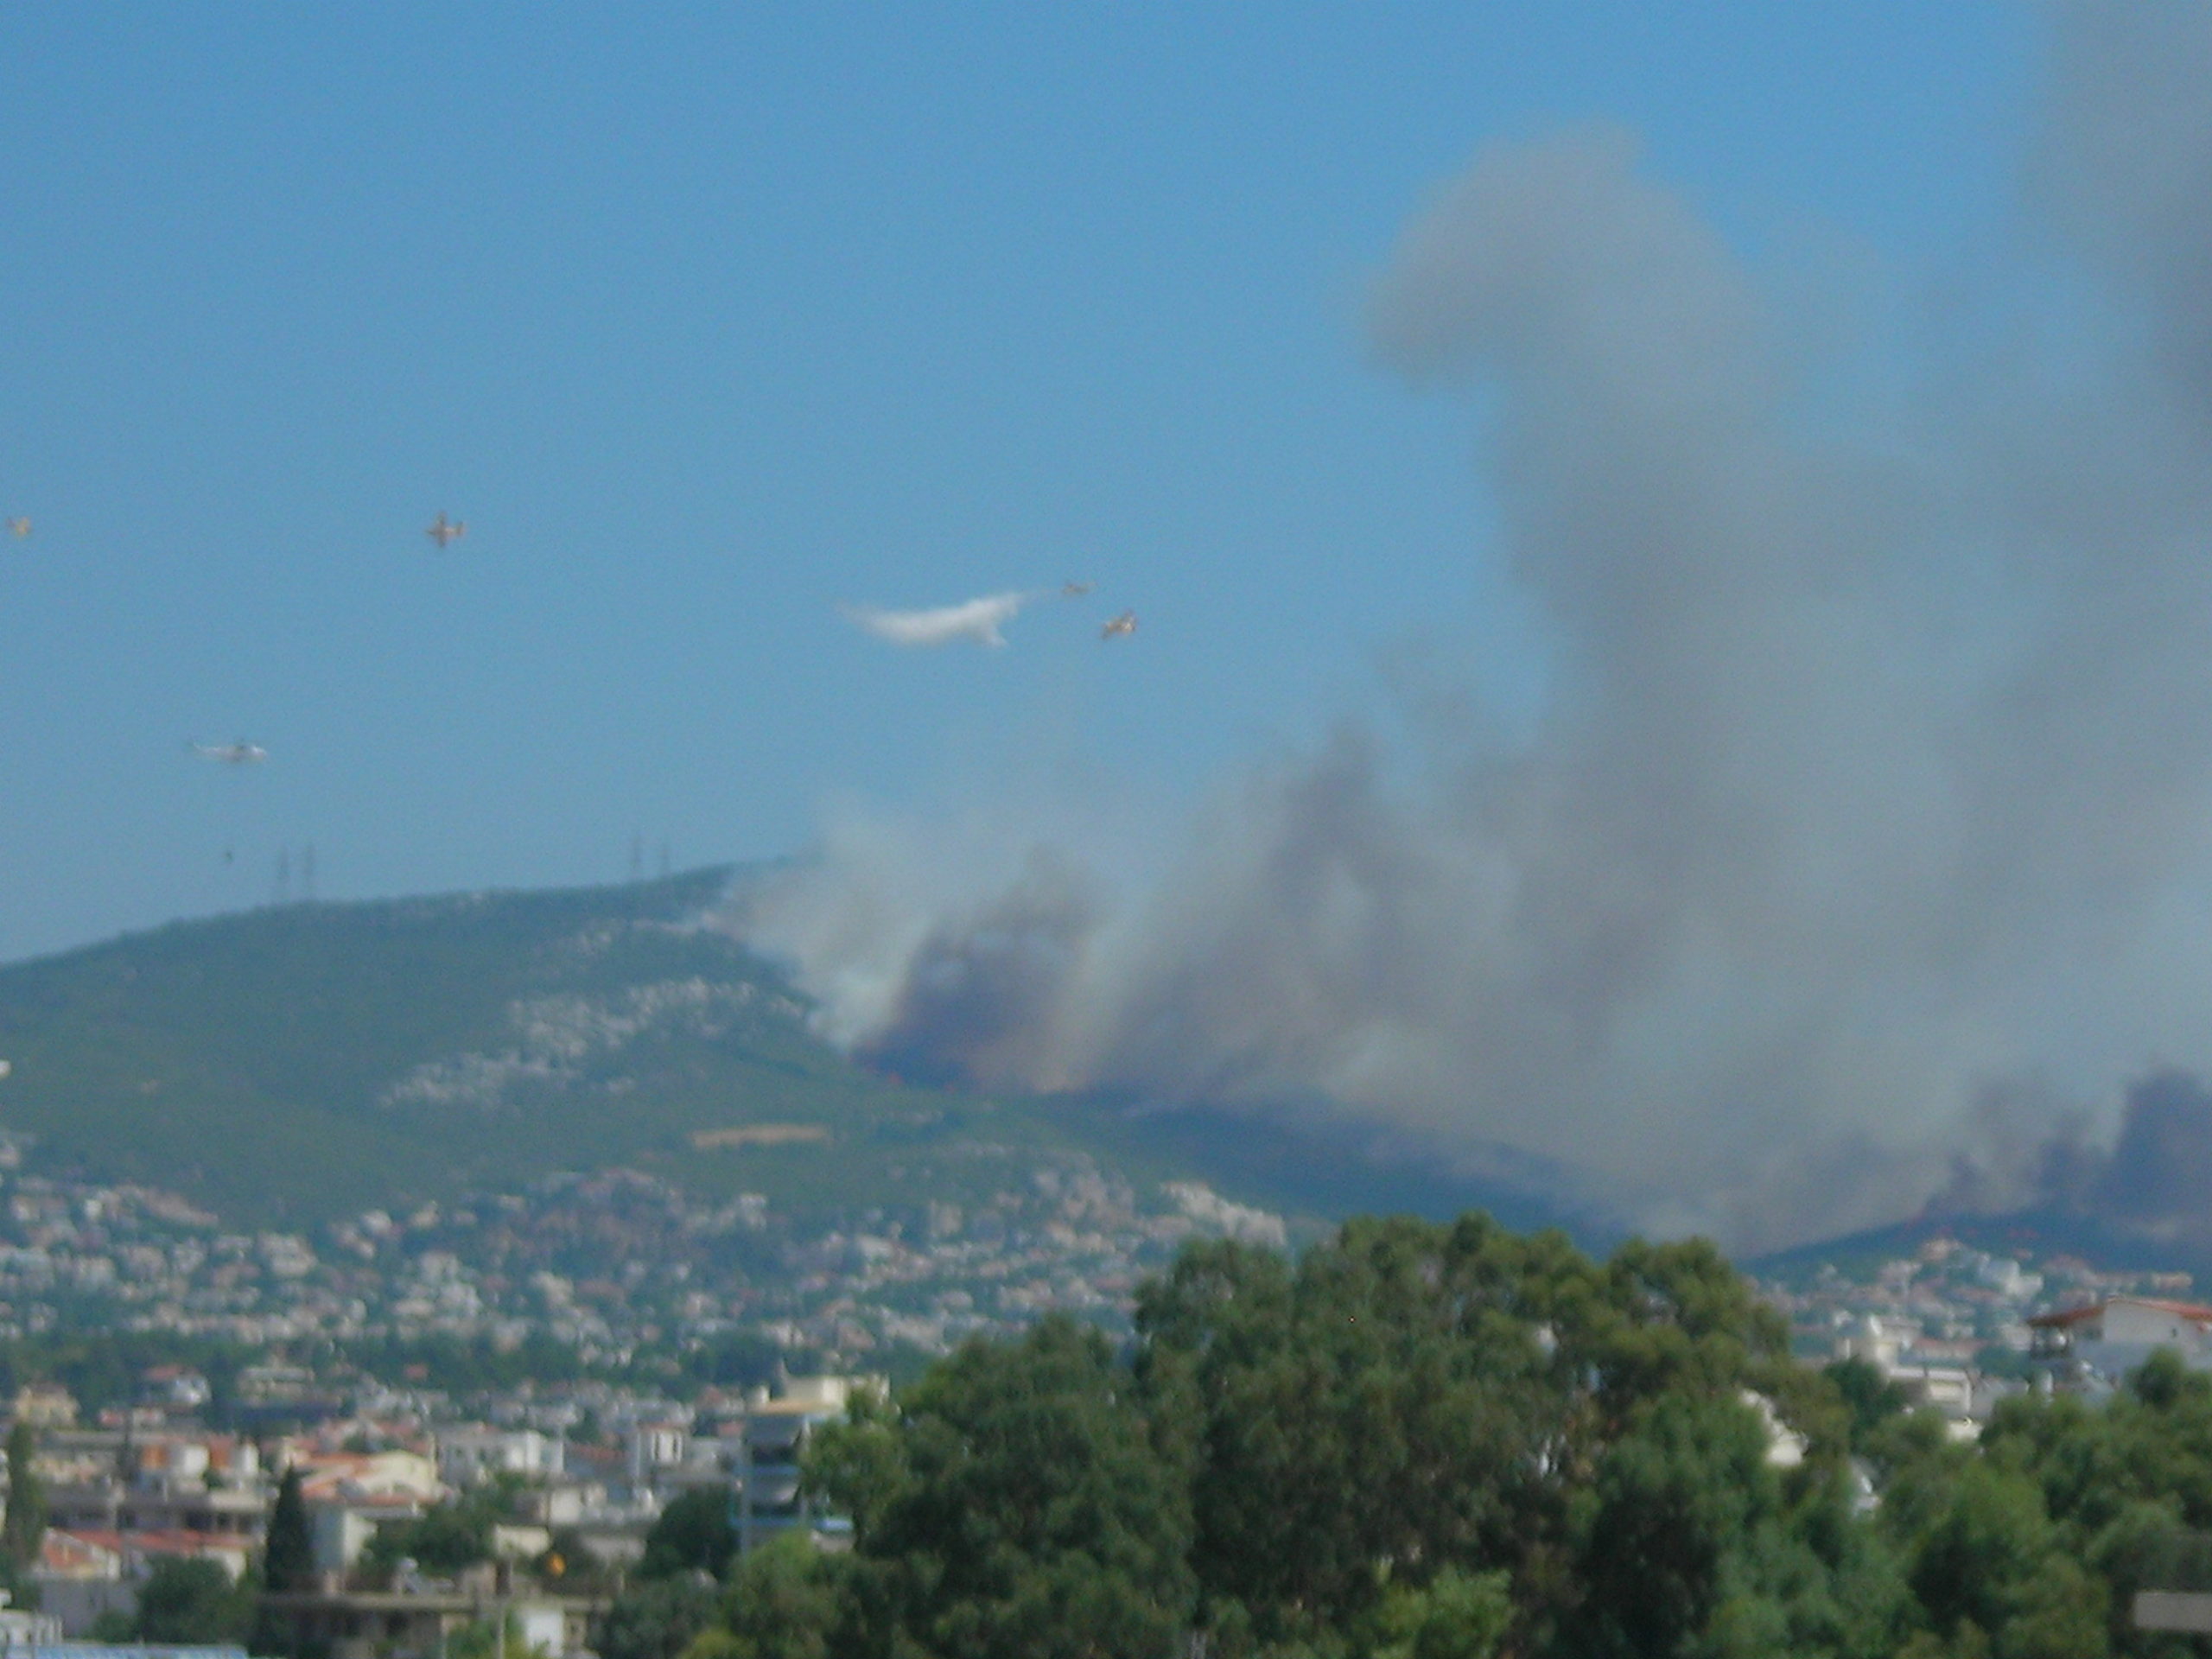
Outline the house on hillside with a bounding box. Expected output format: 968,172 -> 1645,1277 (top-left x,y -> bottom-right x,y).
435,1427 -> 563,1488
283,1450 -> 444,1576
41,1428 -> 271,1539
11,1383 -> 77,1428
1834,1313 -> 2018,1438
2029,1294 -> 2212,1383
259,1583 -> 601,1659
32,1526 -> 255,1636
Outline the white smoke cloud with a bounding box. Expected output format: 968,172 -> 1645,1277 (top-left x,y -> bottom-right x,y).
744,5 -> 2212,1251
842,591 -> 1036,649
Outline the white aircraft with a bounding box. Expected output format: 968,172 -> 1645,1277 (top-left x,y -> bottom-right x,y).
4,518 -> 28,537
842,591 -> 1034,649
425,512 -> 467,548
191,740 -> 269,766
1101,609 -> 1137,640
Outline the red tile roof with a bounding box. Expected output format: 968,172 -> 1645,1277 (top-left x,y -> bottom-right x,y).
2027,1294 -> 2212,1329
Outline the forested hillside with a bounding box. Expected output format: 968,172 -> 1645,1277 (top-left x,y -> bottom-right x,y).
0,874 -> 1560,1237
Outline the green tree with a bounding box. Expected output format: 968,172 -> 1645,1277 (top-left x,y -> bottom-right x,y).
1904,1460 -> 2109,1659
359,1497 -> 493,1584
1135,1220 -> 1566,1646
448,1612 -> 550,1659
135,1557 -> 255,1645
640,1488 -> 737,1582
815,1313 -> 1195,1659
264,1466 -> 314,1593
1130,1213 -> 1815,1652
1369,1566 -> 1513,1659
3,1422 -> 44,1572
1567,1391 -> 1779,1658
1827,1357 -> 1912,1451
598,1577 -> 721,1659
715,1533 -> 845,1659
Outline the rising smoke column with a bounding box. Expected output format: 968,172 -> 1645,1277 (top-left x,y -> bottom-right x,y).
746,3 -> 2212,1251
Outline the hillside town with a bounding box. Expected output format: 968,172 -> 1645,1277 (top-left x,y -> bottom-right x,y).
1,1357 -> 880,1655
0,1139 -> 1288,1366
1758,1232 -> 2212,1433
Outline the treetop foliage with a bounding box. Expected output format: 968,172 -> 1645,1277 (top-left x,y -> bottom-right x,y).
586,1210 -> 2212,1657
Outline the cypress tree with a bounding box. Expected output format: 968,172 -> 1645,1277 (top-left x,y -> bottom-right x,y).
3,1421 -> 45,1571
264,1465 -> 314,1592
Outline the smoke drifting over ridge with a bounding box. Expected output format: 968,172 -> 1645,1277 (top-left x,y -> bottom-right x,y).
743,5 -> 2212,1250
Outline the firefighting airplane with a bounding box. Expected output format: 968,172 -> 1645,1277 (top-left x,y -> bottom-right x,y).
424,512 -> 467,549
1100,610 -> 1137,640
190,741 -> 269,766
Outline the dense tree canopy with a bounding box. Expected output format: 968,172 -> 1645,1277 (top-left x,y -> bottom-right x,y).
135,1557 -> 257,1646
598,1575 -> 720,1659
641,1488 -> 739,1582
644,1212 -> 2212,1657
664,1215 -> 1876,1658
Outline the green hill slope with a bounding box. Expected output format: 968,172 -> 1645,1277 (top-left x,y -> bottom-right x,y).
0,871 -> 1574,1236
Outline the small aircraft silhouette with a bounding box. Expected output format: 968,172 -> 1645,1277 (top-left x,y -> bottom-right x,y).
1062,581 -> 1094,598
191,741 -> 268,766
424,512 -> 467,548
4,518 -> 28,538
1101,609 -> 1137,640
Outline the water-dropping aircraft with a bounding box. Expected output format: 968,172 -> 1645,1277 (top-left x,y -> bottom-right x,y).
425,512 -> 467,548
191,741 -> 269,766
842,591 -> 1034,649
1101,609 -> 1137,640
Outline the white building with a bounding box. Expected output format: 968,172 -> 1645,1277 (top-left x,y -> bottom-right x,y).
626,1423 -> 688,1487
435,1427 -> 563,1488
2030,1295 -> 2212,1382
1834,1314 -> 2014,1439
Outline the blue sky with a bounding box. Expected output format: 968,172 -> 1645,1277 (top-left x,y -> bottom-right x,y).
0,3 -> 2032,962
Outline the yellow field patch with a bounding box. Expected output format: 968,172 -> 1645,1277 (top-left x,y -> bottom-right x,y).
690,1122 -> 833,1150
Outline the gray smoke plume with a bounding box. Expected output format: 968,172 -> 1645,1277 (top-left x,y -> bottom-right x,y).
1934,1068 -> 2212,1254
742,4 -> 2212,1251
